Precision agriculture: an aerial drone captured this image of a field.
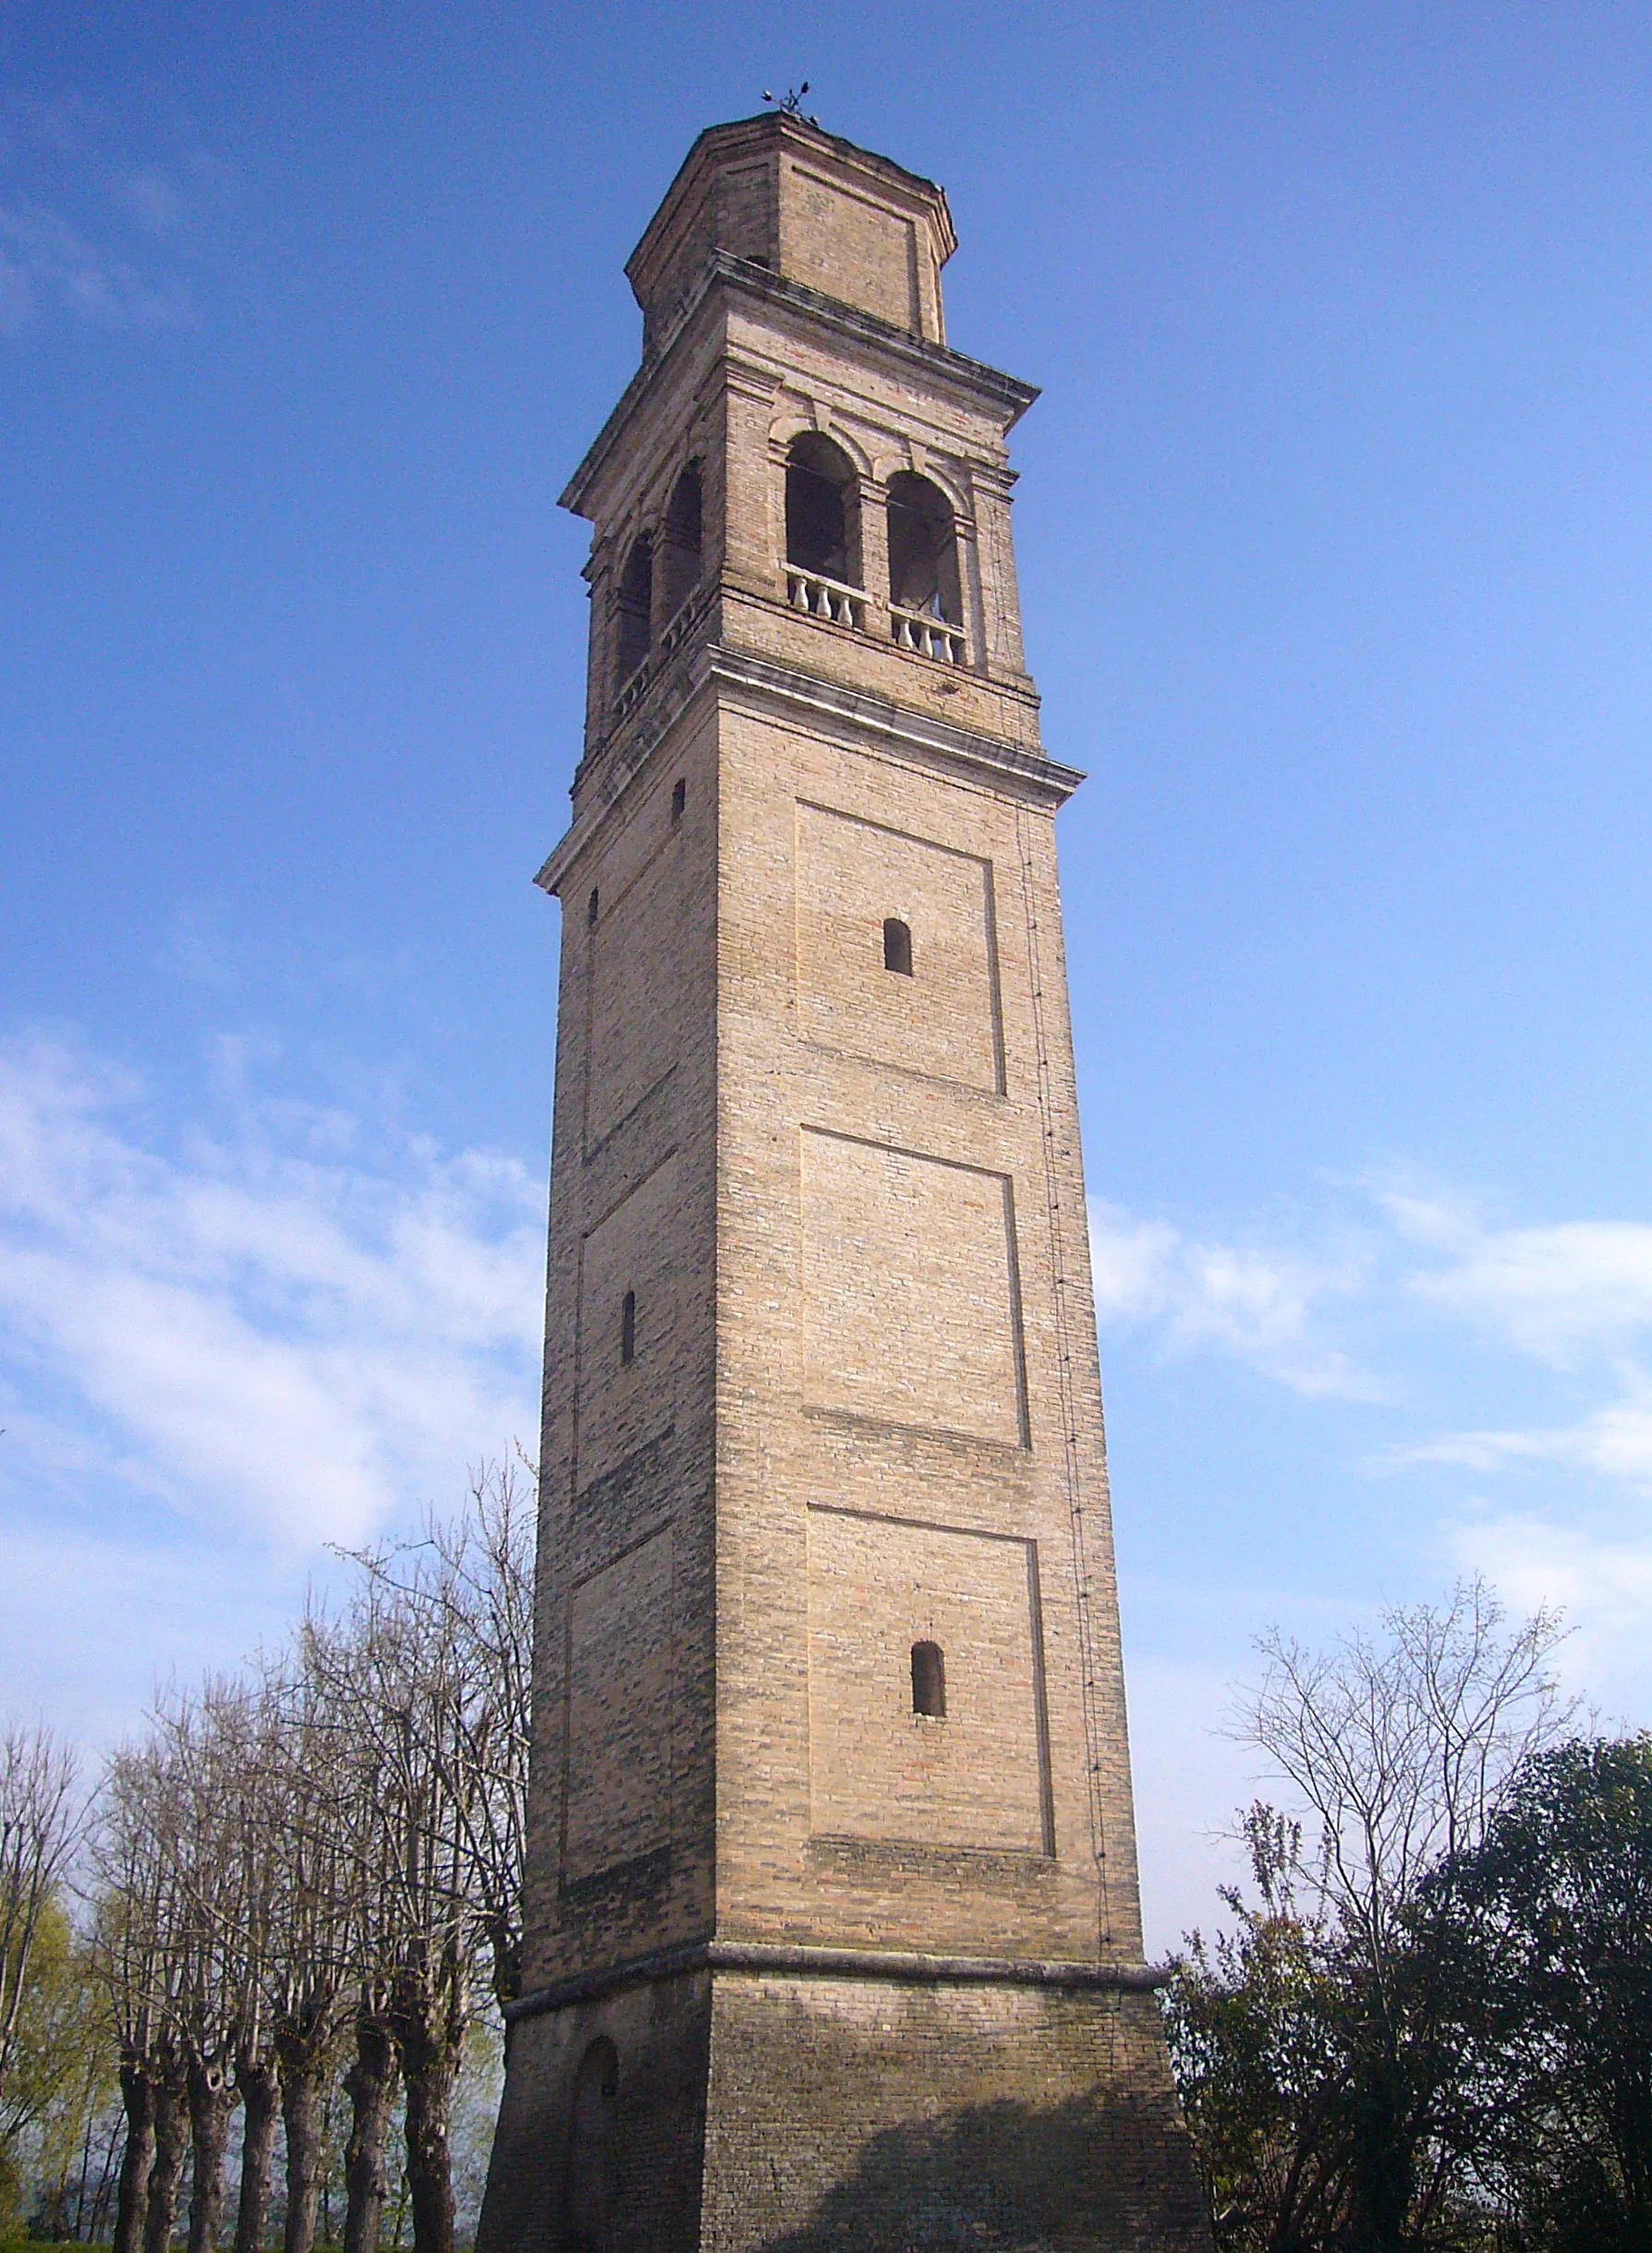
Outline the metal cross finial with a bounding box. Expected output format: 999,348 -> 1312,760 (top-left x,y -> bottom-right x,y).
762,83 -> 812,119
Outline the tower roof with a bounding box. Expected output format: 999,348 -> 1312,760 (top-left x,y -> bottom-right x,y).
626,111 -> 958,354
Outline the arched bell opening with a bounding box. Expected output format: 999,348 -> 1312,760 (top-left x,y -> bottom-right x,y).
659,463 -> 703,623
613,535 -> 653,688
887,471 -> 961,624
784,432 -> 861,589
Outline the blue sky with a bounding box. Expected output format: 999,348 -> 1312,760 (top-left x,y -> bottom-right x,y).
4,2 -> 1652,1950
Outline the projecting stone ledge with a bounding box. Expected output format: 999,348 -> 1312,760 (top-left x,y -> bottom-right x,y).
506,1937 -> 1171,2020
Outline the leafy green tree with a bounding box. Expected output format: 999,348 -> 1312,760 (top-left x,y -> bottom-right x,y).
1163,1807 -> 1355,2251
1438,1735 -> 1652,2252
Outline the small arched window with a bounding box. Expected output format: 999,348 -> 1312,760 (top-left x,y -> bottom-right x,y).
660,464 -> 703,622
911,1640 -> 946,1719
620,1290 -> 636,1366
785,432 -> 860,586
887,472 -> 960,624
671,777 -> 686,825
563,2036 -> 619,2253
587,887 -> 600,929
882,918 -> 913,977
614,534 -> 652,687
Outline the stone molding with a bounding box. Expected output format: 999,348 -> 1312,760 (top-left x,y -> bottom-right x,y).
506,1938 -> 1170,2023
536,639 -> 1082,900
562,250 -> 1039,518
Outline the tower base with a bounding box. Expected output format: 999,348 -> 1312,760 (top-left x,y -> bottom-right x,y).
479,1951 -> 1211,2252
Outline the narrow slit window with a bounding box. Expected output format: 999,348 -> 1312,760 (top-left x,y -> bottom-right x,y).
588,887 -> 600,929
883,917 -> 913,977
671,777 -> 686,825
620,1289 -> 636,1366
911,1640 -> 946,1719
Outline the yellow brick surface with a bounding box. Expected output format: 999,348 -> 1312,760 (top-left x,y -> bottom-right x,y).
478,108 -> 1209,2253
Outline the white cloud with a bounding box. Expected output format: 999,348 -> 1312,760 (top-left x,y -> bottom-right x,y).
1445,1512 -> 1652,1723
1390,1383 -> 1652,1492
0,1037 -> 543,1552
1088,1200 -> 1381,1399
1372,1175 -> 1652,1355
1098,1176 -> 1652,1507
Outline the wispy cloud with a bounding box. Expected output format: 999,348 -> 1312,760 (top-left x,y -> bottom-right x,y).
0,202 -> 194,329
0,91 -> 221,335
1388,1387 -> 1652,1490
1096,1175 -> 1652,1506
0,1037 -> 543,1551
1447,1512 -> 1652,1711
1088,1200 -> 1382,1398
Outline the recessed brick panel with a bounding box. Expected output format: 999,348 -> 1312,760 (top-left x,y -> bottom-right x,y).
576,1152 -> 681,1488
806,1505 -> 1052,1854
799,1128 -> 1027,1447
563,1528 -> 674,1883
586,845 -> 685,1149
795,799 -> 1003,1093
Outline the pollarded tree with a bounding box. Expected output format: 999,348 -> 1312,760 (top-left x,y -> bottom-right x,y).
306,1553 -> 479,2253
152,1681 -> 249,2253
318,1457 -> 535,2253
90,1738 -> 193,2253
261,1647 -> 358,2253
346,1459 -> 536,2016
91,1743 -> 171,2253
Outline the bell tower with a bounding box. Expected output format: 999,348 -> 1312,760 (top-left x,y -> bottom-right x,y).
479,114 -> 1210,2253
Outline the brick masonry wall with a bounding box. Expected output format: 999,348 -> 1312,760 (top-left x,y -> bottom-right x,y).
479,110 -> 1212,2253
483,1969 -> 1209,2253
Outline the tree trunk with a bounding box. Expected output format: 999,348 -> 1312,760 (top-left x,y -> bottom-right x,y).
143,2072 -> 190,2253
234,2060 -> 280,2253
186,2052 -> 235,2253
282,2064 -> 325,2253
343,2013 -> 397,2253
113,2064 -> 156,2253
397,2030 -> 457,2253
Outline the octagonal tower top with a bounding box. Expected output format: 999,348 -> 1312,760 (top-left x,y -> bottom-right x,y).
626,111 -> 958,358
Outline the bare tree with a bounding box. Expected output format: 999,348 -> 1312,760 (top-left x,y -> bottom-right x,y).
0,1721 -> 84,2113
1225,1577 -> 1577,2247
354,1458 -> 535,2014
308,1569 -> 474,2253
221,1675 -> 286,2253
262,1650 -> 357,2253
90,1744 -> 176,2253
326,1457 -> 534,2253
1241,1577 -> 1574,1967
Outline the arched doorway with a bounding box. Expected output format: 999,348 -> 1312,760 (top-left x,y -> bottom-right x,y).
561,2037 -> 619,2253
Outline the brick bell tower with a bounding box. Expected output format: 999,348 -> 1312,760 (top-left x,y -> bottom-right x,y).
478,114 -> 1210,2253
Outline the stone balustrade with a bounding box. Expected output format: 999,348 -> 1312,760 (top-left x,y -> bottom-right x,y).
786,567 -> 869,629
890,604 -> 966,664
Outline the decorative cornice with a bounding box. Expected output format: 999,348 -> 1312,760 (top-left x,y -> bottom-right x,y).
704,644 -> 1079,805
561,251 -> 1039,518
533,640 -> 1082,897
506,1938 -> 1168,2023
